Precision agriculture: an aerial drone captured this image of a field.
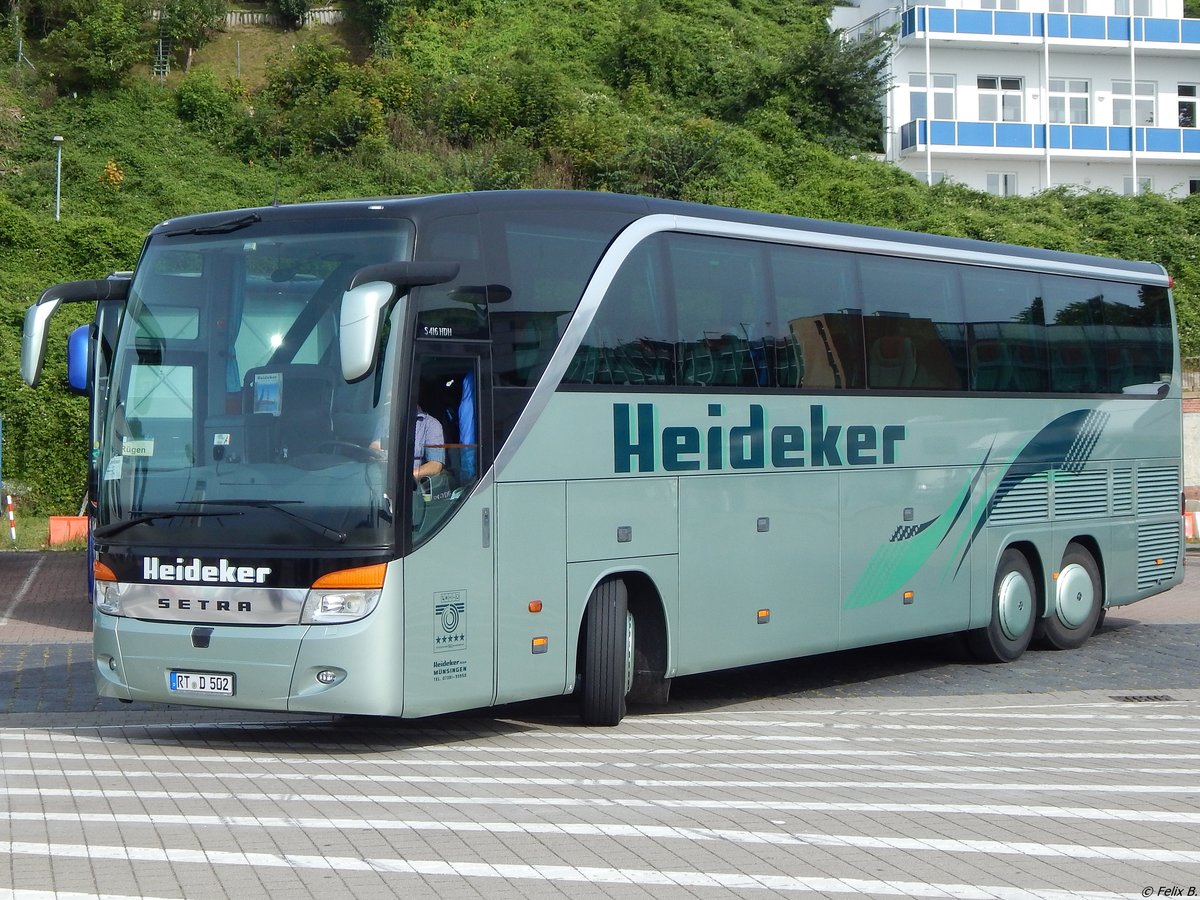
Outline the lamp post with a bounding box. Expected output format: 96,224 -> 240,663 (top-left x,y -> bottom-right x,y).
52,135 -> 63,222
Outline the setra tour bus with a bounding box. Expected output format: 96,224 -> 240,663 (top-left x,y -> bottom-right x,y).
21,190 -> 1183,725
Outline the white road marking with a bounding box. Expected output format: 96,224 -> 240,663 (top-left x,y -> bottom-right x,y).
3,748 -> 1198,776
3,810 -> 1200,865
3,765 -> 1199,794
6,786 -> 1200,823
0,555 -> 45,626
0,840 -> 1135,899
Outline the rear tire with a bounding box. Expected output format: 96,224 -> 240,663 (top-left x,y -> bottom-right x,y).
968,548 -> 1036,663
1035,543 -> 1101,651
580,579 -> 633,726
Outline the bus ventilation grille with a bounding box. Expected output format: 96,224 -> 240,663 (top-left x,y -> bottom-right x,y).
1110,694 -> 1177,703
1136,521 -> 1181,589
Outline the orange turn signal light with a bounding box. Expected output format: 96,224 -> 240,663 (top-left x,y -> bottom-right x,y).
528,599 -> 543,613
311,563 -> 387,590
94,561 -> 117,583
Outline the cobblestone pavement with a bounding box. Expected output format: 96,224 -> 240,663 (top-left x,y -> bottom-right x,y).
1,550 -> 1198,898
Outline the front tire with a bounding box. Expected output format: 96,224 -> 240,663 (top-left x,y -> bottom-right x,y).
1035,543 -> 1101,651
580,579 -> 634,726
968,548 -> 1036,663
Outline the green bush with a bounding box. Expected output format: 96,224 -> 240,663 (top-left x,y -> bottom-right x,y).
177,70 -> 237,132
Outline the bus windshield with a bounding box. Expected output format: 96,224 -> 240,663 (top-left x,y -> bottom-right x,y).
96,215 -> 414,549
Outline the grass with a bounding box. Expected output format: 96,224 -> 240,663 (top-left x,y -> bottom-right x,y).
0,514 -> 88,551
165,18 -> 368,90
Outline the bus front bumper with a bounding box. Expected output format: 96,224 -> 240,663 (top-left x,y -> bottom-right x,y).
93,608 -> 403,716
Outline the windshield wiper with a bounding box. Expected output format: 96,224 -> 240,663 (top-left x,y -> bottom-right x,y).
94,510 -> 241,539
166,213 -> 262,237
184,500 -> 347,544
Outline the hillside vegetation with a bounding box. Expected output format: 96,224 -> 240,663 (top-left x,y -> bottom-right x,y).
1,0 -> 1199,514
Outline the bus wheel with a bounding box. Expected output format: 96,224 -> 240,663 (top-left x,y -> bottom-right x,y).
968,548 -> 1036,663
1036,543 -> 1101,651
580,579 -> 634,727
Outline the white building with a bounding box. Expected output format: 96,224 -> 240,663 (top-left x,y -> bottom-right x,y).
830,0 -> 1200,197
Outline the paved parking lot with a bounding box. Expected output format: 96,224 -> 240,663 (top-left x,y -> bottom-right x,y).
1,550 -> 1198,898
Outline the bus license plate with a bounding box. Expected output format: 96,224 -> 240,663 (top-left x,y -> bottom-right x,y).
170,671 -> 234,695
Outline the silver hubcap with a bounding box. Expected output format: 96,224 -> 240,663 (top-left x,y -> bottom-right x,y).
1056,563 -> 1094,629
997,570 -> 1033,641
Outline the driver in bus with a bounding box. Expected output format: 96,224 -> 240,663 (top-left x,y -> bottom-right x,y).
370,405 -> 446,484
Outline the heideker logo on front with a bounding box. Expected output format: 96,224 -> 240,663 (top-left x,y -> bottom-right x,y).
142,556 -> 273,585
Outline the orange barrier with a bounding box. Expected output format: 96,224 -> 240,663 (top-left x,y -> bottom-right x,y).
48,516 -> 88,546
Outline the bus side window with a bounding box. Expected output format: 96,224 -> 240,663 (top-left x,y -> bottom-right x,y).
771,244 -> 864,390
565,238 -> 674,387
858,254 -> 967,391
962,267 -> 1049,393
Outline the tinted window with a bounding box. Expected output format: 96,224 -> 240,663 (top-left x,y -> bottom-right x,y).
486,211 -> 633,387
962,267 -> 1049,392
565,237 -> 674,385
668,234 -> 771,387
564,229 -> 1171,398
859,254 -> 966,390
770,245 -> 862,389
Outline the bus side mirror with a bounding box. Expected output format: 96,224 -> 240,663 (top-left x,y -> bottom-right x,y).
340,282 -> 399,383
20,277 -> 129,388
67,324 -> 91,394
21,298 -> 62,387
339,261 -> 460,383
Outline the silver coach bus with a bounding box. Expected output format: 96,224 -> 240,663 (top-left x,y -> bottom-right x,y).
22,190 -> 1182,725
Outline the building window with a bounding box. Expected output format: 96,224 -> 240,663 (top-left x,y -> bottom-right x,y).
910,73 -> 956,120
1115,0 -> 1152,14
919,171 -> 947,186
1051,0 -> 1087,11
1049,79 -> 1090,125
987,172 -> 1018,196
980,0 -> 1018,8
1123,176 -> 1152,195
1180,84 -> 1197,128
1188,179 -> 1199,195
978,76 -> 1023,123
1113,80 -> 1156,126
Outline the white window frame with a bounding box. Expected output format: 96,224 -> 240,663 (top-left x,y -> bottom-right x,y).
1115,0 -> 1152,15
910,73 -> 956,120
1049,78 -> 1090,125
1180,84 -> 1197,129
986,172 -> 1018,197
1113,80 -> 1156,127
978,76 -> 1023,123
1123,175 -> 1152,195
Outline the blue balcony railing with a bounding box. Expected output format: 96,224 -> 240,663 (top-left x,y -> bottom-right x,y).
900,7 -> 1200,46
900,119 -> 1200,154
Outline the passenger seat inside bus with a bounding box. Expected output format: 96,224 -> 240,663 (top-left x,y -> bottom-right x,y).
970,340 -> 1014,392
242,364 -> 336,462
868,335 -> 917,389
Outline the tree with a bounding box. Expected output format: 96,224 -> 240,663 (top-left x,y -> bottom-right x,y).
40,0 -> 149,92
162,0 -> 226,72
742,27 -> 892,154
273,0 -> 309,29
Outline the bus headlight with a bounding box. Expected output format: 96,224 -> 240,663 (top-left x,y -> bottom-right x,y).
95,580 -> 124,616
300,563 -> 387,624
300,588 -> 381,624
94,561 -> 123,616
